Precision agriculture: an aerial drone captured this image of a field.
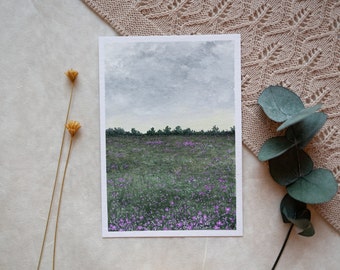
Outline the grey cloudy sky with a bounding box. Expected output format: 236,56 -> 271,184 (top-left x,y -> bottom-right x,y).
103,37 -> 238,133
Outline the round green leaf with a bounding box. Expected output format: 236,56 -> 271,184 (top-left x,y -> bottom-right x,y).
297,221 -> 315,237
280,194 -> 315,236
287,168 -> 338,204
258,86 -> 304,122
286,112 -> 327,148
258,136 -> 294,161
280,193 -> 307,223
269,148 -> 313,186
277,104 -> 322,131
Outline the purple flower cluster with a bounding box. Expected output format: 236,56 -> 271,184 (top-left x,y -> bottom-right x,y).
182,141 -> 197,147
108,203 -> 236,231
107,174 -> 236,231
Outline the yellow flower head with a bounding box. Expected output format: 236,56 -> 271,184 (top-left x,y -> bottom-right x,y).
65,69 -> 78,83
65,120 -> 81,137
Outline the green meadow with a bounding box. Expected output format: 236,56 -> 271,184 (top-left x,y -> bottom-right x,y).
105,134 -> 236,231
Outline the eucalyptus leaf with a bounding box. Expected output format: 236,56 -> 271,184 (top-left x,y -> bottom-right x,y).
286,207 -> 314,236
284,217 -> 315,237
269,148 -> 313,186
297,222 -> 315,237
287,169 -> 338,204
258,86 -> 305,122
280,194 -> 314,236
286,112 -> 327,148
258,136 -> 294,161
280,193 -> 307,223
277,104 -> 322,131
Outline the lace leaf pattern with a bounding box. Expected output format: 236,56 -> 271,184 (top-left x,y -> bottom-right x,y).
83,0 -> 340,232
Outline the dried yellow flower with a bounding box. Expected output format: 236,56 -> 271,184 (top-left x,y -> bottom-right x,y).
65,120 -> 81,137
65,69 -> 78,83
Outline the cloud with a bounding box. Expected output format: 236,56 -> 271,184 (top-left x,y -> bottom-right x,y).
103,38 -> 237,132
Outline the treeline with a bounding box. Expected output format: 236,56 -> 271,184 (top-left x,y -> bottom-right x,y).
106,125 -> 235,137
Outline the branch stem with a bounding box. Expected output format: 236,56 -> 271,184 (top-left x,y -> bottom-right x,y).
272,224 -> 294,270
52,138 -> 73,270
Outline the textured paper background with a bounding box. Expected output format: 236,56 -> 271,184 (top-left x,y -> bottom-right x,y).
0,1 -> 339,269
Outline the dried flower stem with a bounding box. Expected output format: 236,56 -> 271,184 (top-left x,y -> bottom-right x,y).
52,137 -> 74,270
37,82 -> 75,270
272,224 -> 294,270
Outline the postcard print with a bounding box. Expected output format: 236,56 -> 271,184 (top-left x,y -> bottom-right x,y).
99,35 -> 242,237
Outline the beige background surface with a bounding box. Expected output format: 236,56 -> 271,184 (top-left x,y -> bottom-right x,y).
0,1 -> 338,269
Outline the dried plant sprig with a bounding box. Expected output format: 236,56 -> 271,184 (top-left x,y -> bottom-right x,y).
37,70 -> 79,270
65,120 -> 81,137
65,69 -> 78,83
53,120 -> 81,270
64,69 -> 78,127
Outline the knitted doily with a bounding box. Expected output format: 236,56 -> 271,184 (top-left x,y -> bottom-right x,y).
83,0 -> 340,233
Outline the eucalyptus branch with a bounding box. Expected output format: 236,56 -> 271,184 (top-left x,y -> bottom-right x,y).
257,85 -> 337,267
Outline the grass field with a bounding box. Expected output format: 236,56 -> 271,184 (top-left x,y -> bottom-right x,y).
105,134 -> 236,231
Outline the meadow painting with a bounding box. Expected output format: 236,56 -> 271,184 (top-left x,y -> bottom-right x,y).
99,35 -> 242,237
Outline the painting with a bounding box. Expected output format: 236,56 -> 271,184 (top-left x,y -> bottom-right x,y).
99,35 -> 242,237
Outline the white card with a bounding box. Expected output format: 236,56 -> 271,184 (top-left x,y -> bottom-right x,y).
99,34 -> 242,237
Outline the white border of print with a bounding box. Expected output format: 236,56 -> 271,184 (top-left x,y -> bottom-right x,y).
99,34 -> 242,237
